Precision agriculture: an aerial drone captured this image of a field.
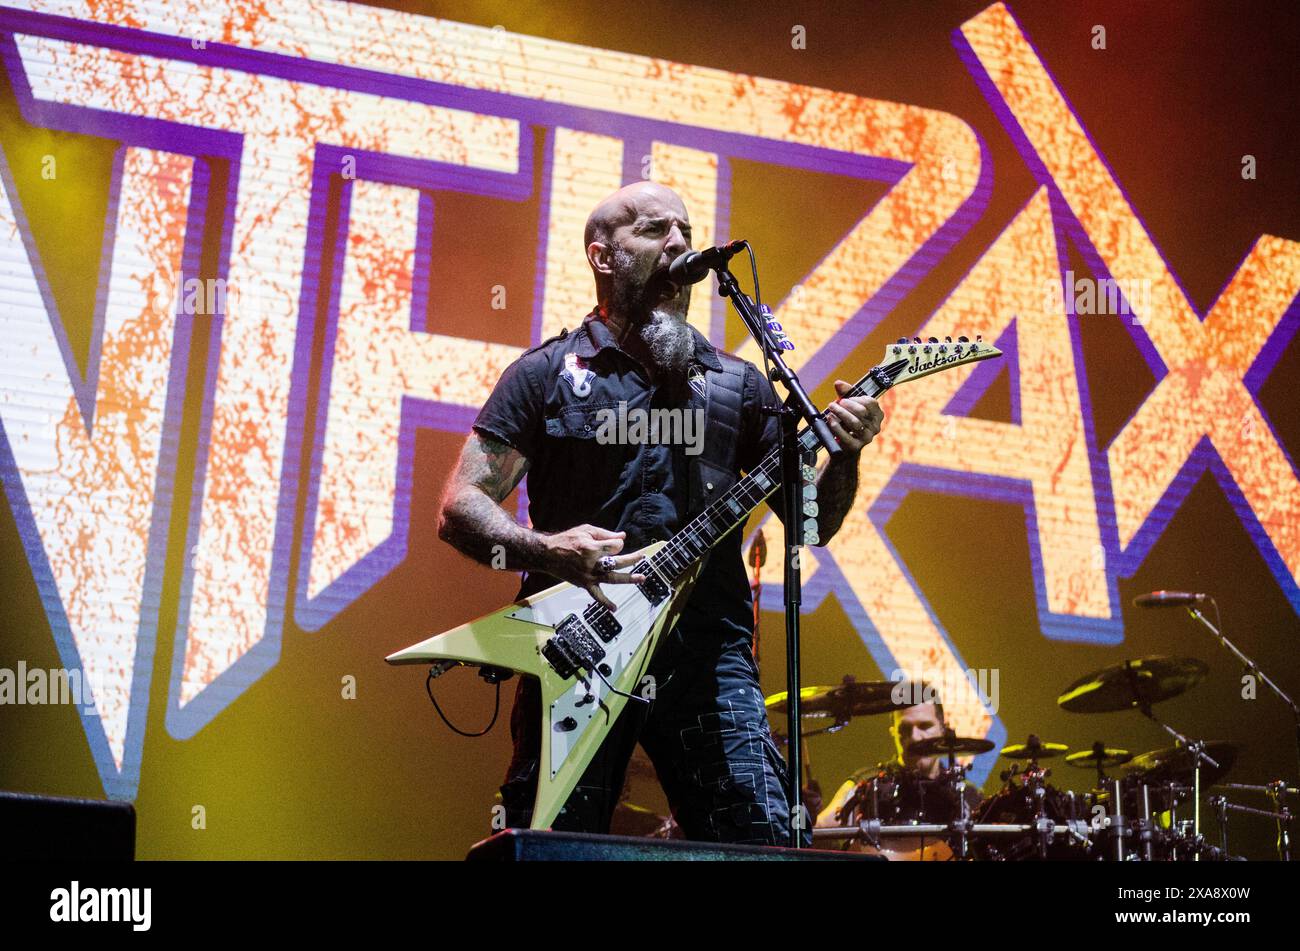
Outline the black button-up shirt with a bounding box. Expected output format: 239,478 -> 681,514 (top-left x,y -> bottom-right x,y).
472,313 -> 781,641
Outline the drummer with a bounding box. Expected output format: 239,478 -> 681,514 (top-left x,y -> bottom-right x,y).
815,697 -> 949,828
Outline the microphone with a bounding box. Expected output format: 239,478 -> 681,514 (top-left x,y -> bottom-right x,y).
668,240 -> 747,286
1133,590 -> 1208,608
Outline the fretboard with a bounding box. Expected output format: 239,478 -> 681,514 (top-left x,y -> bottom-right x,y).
646,360 -> 900,583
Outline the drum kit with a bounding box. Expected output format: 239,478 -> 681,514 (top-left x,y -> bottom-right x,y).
805,657 -> 1295,860
613,656 -> 1295,860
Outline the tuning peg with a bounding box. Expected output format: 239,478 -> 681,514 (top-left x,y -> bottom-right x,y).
928,337 -> 938,344
945,336 -> 952,343
958,335 -> 969,343
897,337 -> 908,345
976,335 -> 982,342
913,337 -> 922,344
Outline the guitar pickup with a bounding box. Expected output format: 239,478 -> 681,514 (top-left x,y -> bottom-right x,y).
582,602 -> 622,643
635,560 -> 670,606
541,613 -> 606,680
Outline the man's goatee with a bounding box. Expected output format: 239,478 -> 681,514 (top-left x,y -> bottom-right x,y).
638,308 -> 695,376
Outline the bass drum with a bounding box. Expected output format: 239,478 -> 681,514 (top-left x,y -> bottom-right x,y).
839,766 -> 963,861
973,783 -> 1092,861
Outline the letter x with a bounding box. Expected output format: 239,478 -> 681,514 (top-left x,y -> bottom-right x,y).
961,3 -> 1300,600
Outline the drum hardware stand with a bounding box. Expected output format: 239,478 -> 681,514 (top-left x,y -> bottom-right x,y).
1209,794 -> 1230,857
1130,687 -> 1218,860
1183,598 -> 1300,785
1271,781 -> 1293,861
1137,783 -> 1156,863
1164,781 -> 1183,860
1214,782 -> 1296,860
1016,754 -> 1053,858
814,820 -> 1092,854
941,738 -> 975,860
1110,777 -> 1128,861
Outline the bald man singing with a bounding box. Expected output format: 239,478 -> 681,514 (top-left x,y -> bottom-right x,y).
438,182 -> 883,846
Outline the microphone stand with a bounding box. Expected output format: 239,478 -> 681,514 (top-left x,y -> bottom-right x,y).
714,262 -> 842,849
1185,600 -> 1300,787
749,531 -> 766,666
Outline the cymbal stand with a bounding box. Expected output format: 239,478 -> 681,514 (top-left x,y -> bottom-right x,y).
943,760 -> 974,861
1209,794 -> 1229,857
1132,692 -> 1219,859
1271,781 -> 1292,861
1137,783 -> 1155,862
1111,777 -> 1126,862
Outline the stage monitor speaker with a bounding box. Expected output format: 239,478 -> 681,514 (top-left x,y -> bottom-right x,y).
0,791 -> 136,860
466,829 -> 884,861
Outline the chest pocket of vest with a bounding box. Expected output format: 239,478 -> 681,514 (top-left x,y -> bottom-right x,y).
692,457 -> 739,509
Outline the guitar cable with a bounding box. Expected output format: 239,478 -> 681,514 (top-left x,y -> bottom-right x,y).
425,665 -> 502,737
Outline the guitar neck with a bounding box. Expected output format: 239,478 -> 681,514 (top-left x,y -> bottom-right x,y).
648,362 -> 899,581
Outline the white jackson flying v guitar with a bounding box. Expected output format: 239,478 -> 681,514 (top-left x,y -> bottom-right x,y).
387,335 -> 1001,828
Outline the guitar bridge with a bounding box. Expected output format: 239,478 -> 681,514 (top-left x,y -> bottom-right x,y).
541,613 -> 606,679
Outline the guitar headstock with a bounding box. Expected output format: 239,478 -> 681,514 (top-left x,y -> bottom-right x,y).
879,334 -> 1002,387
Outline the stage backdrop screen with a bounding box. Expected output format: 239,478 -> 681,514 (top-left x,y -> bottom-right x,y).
1,0 -> 1296,858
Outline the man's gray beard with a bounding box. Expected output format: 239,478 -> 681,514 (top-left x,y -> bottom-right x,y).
609,246 -> 694,375
637,308 -> 695,377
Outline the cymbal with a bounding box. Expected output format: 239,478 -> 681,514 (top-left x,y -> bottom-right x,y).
1123,741 -> 1239,789
908,734 -> 995,758
1000,735 -> 1069,760
764,680 -> 916,719
1058,656 -> 1209,714
1066,746 -> 1133,770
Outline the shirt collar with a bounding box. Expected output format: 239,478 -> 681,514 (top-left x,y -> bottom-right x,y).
576,312 -> 724,373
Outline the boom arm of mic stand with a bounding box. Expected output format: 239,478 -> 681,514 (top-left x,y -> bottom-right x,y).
1187,603 -> 1300,786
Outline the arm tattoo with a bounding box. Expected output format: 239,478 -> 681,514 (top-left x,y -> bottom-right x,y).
466,434 -> 529,503
437,433 -> 552,571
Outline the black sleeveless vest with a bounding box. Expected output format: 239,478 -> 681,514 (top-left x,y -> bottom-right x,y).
688,351 -> 749,518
